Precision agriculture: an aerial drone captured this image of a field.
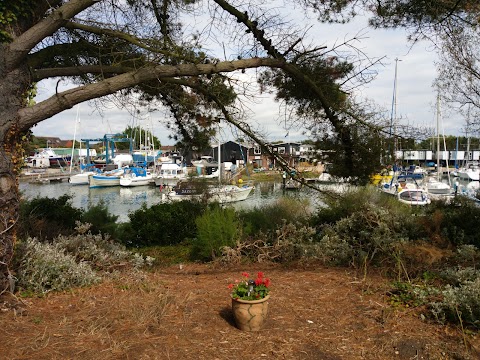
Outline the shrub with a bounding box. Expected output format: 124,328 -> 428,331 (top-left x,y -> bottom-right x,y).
54,222 -> 154,270
13,222 -> 154,294
191,206 -> 240,261
81,201 -> 119,237
311,186 -> 415,229
430,277 -> 480,329
316,203 -> 412,268
237,197 -> 311,237
422,197 -> 480,247
15,238 -> 100,294
120,201 -> 207,247
18,195 -> 83,241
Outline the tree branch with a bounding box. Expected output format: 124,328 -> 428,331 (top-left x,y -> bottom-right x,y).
18,57 -> 284,129
7,0 -> 101,69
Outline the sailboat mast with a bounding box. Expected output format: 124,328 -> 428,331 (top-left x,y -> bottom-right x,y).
436,94 -> 440,180
70,105 -> 81,174
389,58 -> 401,163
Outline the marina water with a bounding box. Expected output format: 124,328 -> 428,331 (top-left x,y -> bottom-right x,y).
19,181 -> 324,223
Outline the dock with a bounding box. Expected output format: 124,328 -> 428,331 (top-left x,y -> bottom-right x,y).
20,168 -> 75,184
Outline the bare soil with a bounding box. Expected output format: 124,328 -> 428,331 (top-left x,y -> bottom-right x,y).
1,263 -> 479,360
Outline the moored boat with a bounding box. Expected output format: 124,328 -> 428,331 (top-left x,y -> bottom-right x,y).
163,180 -> 254,203
153,163 -> 188,186
425,176 -> 452,195
120,167 -> 153,187
397,188 -> 431,206
88,168 -> 125,188
455,162 -> 480,181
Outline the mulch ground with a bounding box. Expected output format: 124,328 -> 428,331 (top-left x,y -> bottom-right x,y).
1,263 -> 479,360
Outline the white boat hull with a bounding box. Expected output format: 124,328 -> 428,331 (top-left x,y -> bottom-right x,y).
89,174 -> 121,188
68,171 -> 97,185
164,185 -> 254,203
426,178 -> 452,195
397,189 -> 431,206
120,174 -> 153,187
456,170 -> 480,181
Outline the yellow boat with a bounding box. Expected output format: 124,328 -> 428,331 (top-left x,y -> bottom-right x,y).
370,169 -> 393,185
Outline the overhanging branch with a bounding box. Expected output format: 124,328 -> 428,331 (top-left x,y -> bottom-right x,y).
18,57 -> 284,130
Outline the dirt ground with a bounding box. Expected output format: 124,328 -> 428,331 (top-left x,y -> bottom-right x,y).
1,263 -> 479,360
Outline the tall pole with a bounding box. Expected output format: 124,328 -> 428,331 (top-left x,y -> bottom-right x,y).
436,94 -> 440,179
389,58 -> 401,164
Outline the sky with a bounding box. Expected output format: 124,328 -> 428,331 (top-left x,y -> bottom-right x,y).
31,7 -> 463,146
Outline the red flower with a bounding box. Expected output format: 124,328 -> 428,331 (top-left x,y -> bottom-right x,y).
228,284 -> 234,290
242,272 -> 249,278
255,278 -> 262,286
257,272 -> 264,279
263,278 -> 271,287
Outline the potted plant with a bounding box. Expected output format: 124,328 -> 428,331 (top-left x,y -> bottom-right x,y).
228,272 -> 271,331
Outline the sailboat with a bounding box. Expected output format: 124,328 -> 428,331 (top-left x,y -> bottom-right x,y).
68,107 -> 100,185
453,107 -> 480,181
163,139 -> 254,203
426,95 -> 453,195
377,59 -> 431,205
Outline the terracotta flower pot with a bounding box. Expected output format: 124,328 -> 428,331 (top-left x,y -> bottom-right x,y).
231,294 -> 270,331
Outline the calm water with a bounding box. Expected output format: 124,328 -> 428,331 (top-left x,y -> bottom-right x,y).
19,180 -> 332,223
20,176 -> 471,223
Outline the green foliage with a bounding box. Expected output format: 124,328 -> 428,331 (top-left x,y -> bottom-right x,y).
0,0 -> 34,42
430,273 -> 480,329
119,125 -> 161,150
121,201 -> 207,247
422,197 -> 480,247
314,190 -> 418,267
387,281 -> 424,308
191,206 -> 240,261
316,125 -> 386,184
81,201 -> 119,238
237,197 -> 311,237
229,272 -> 271,301
18,195 -> 83,242
13,222 -> 154,294
14,238 -> 100,294
312,186 -> 405,228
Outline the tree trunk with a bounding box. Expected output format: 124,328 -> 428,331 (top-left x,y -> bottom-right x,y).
0,46 -> 30,292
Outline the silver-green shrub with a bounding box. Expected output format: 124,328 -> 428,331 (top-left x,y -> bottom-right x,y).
316,204 -> 408,267
54,222 -> 154,270
16,238 -> 100,294
14,222 -> 154,294
430,276 -> 480,328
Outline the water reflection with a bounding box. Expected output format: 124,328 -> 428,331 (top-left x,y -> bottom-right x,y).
19,177 -> 474,223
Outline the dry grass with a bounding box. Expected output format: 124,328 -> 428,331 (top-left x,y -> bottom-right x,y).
1,263 -> 479,359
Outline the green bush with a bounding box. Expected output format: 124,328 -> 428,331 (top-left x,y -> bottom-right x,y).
15,237 -> 100,294
121,201 -> 207,247
423,197 -> 480,247
191,206 -> 240,261
311,186 -> 405,228
316,203 -> 413,267
430,277 -> 480,329
81,201 -> 119,237
237,197 -> 311,237
13,222 -> 154,294
18,195 -> 83,241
